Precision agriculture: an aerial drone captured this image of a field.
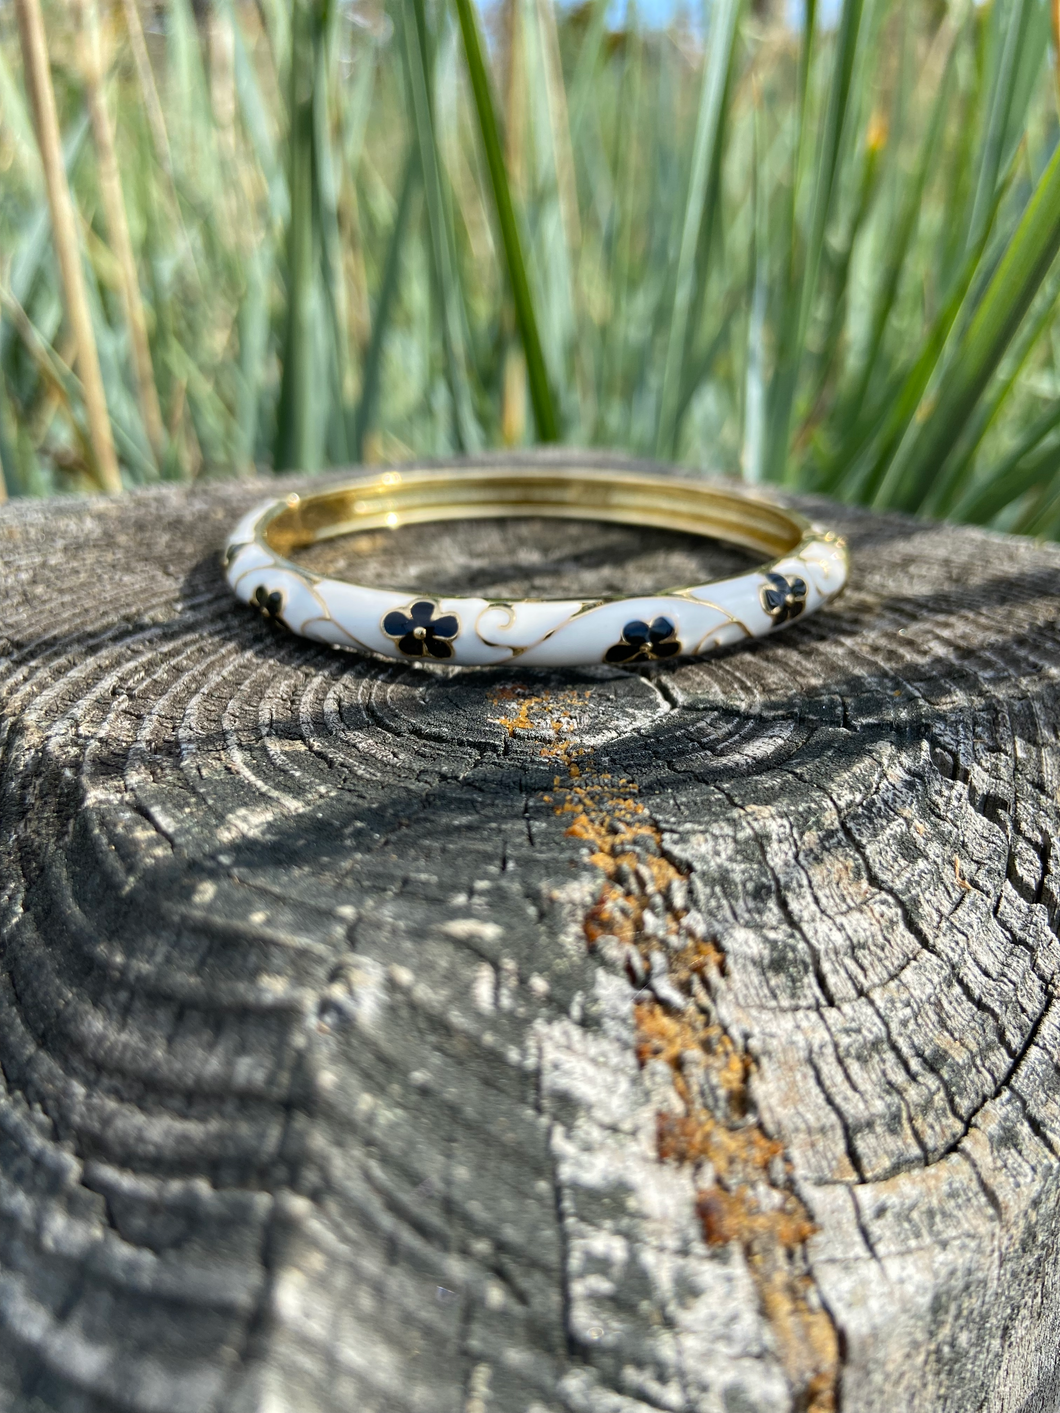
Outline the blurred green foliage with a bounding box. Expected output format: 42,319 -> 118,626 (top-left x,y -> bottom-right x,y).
3,0 -> 1060,537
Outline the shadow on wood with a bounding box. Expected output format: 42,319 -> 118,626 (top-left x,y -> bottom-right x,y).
1,451 -> 1059,1413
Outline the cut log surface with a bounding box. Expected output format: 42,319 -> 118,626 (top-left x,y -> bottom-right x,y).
2,450 -> 1060,1413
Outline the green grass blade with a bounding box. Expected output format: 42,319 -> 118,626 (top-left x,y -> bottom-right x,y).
823,267 -> 982,500
2,117 -> 89,361
849,246 -> 990,501
274,0 -> 321,471
164,340 -> 239,470
234,240 -> 271,472
921,266 -> 1060,517
966,0 -> 1034,254
1,280 -> 154,484
166,0 -> 219,196
877,137 -> 1060,512
0,44 -> 40,184
952,401 -> 1060,523
766,0 -> 867,485
340,36 -> 377,173
535,0 -> 581,261
355,148 -> 417,460
760,0 -> 817,486
654,0 -> 741,460
451,0 -> 558,441
227,0 -> 289,225
846,39 -> 955,423
741,91 -> 767,482
795,117 -> 884,450
789,0 -> 867,472
798,0 -> 818,138
523,0 -> 593,434
601,13 -> 643,428
0,330 -> 20,495
823,151 -> 1017,501
568,0 -> 611,140
1007,454 -> 1060,536
258,0 -> 291,89
1016,469 -> 1060,536
1003,0 -> 1050,159
313,20 -> 352,465
400,0 -> 482,452
80,257 -> 158,484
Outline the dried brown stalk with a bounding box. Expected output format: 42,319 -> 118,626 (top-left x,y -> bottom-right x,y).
119,0 -> 172,177
500,0 -> 527,446
208,8 -> 236,160
79,0 -> 165,467
0,283 -> 96,475
14,0 -> 121,493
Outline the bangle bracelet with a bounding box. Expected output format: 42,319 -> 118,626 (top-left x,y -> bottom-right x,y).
223,466 -> 848,668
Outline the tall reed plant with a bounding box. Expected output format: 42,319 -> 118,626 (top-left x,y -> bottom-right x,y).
2,0 -> 1060,538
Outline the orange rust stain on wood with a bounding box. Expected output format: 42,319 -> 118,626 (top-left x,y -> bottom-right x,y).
486,684 -> 840,1412
635,1001 -> 747,1112
490,684 -> 592,739
696,1185 -> 816,1251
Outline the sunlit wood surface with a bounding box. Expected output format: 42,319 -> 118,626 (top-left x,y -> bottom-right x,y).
2,451 -> 1059,1413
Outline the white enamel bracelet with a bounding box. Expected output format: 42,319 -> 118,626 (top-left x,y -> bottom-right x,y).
223,466 -> 848,668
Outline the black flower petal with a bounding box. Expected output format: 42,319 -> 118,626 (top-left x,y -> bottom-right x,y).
760,573 -> 808,626
605,615 -> 681,664
252,585 -> 287,627
430,613 -> 459,640
383,608 -> 413,637
647,616 -> 676,645
622,620 -> 652,647
382,600 -> 460,659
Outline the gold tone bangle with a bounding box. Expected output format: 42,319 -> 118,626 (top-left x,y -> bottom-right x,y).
223,465 -> 848,668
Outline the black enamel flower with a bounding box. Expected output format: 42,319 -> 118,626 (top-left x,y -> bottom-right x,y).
382,600 -> 460,659
252,584 -> 288,628
760,572 -> 807,625
604,616 -> 681,664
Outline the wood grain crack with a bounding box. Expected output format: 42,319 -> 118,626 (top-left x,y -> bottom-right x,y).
491,683 -> 841,1413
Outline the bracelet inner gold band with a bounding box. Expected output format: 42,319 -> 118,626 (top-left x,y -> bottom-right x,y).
260,467 -> 813,565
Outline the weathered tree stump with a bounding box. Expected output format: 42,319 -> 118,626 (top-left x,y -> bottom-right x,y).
2,449 -> 1060,1413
